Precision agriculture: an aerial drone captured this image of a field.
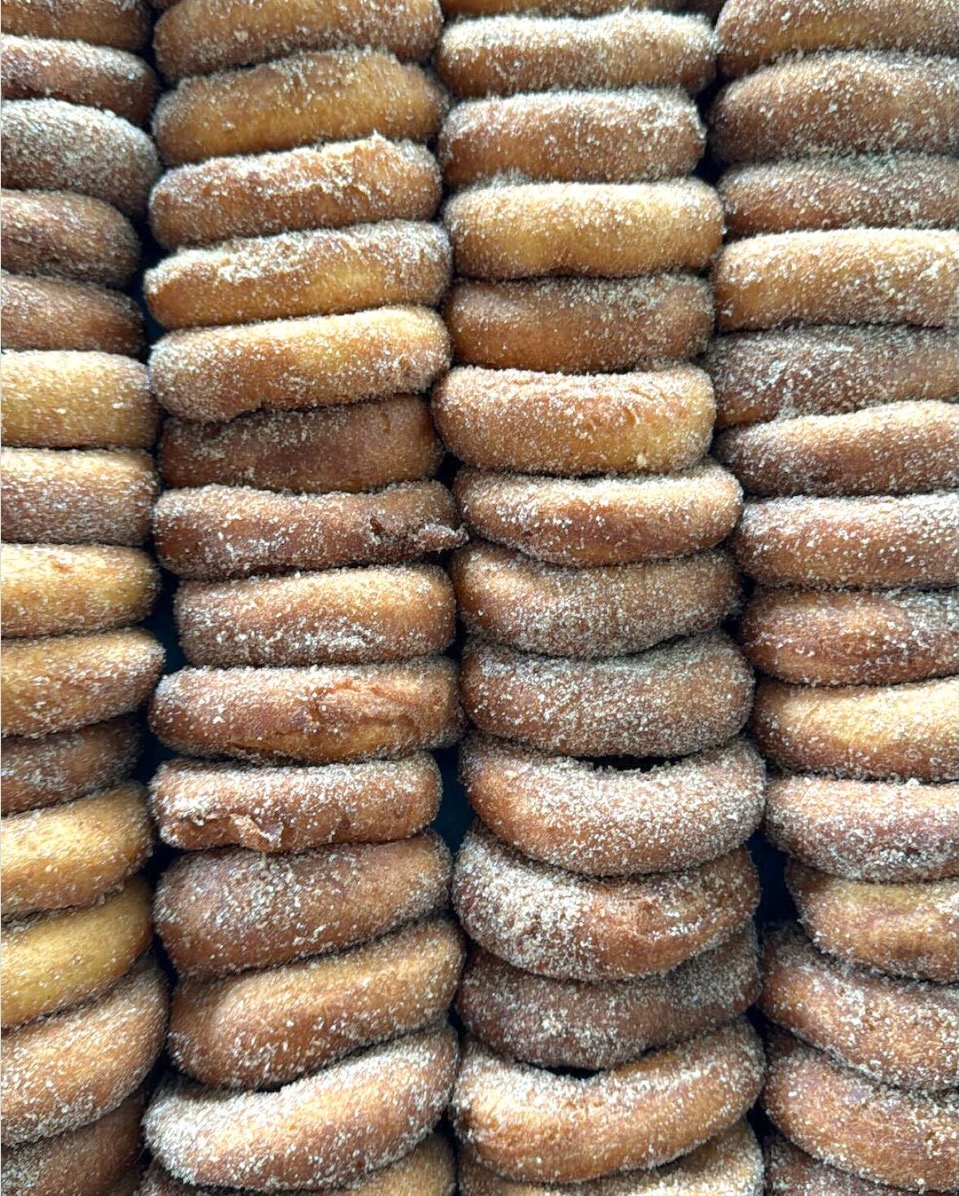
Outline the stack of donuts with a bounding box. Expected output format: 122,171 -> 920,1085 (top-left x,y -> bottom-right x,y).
0,3 -> 167,1194
706,0 -> 960,1190
139,2 -> 463,1191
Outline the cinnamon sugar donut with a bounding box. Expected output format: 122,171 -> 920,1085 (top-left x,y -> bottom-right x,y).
1,1 -> 149,51
766,1134 -> 911,1196
1,192 -> 139,287
434,366 -> 714,476
2,274 -> 144,357
451,1020 -> 764,1184
150,136 -> 440,249
152,483 -> 464,580
150,306 -> 449,423
453,825 -> 759,981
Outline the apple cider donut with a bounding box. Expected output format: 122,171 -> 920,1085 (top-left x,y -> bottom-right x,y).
1,0 -> 149,51
2,274 -> 144,357
766,1134 -> 916,1196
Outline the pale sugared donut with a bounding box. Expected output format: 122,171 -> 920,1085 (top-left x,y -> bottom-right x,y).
457,923 -> 759,1070
436,12 -> 715,98
446,276 -> 713,372
765,774 -> 959,883
2,274 -> 144,357
1,958 -> 165,1146
453,825 -> 759,981
2,99 -> 159,218
452,1020 -> 763,1184
1,0 -> 149,51
460,735 -> 763,877
454,463 -> 743,568
1,192 -> 139,287
152,483 -> 465,580
434,365 -> 714,476
150,306 -> 449,423
451,544 -> 739,658
153,51 -> 444,166
146,1026 -> 457,1191
766,1134 -> 910,1196
150,136 -> 440,249
0,877 -> 152,1028
1,628 -> 165,739
168,917 -> 462,1088
711,52 -> 958,165
740,588 -> 959,686
732,493 -> 959,589
0,351 -> 157,450
719,156 -> 959,237
708,327 -> 959,430
763,1032 -> 958,1192
441,0 -> 684,13
761,924 -> 957,1093
445,181 -> 722,281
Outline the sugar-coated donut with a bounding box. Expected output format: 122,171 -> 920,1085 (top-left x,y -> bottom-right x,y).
732,493 -> 959,589
766,1133 -> 912,1196
153,51 -> 444,166
765,774 -> 959,883
2,274 -> 144,357
452,1020 -> 763,1184
763,1032 -> 958,1192
741,588 -> 959,686
441,0 -> 684,12
434,365 -> 714,476
446,181 -> 722,281
168,917 -> 462,1088
150,136 -> 440,249
1,0 -> 149,51
0,877 -> 152,1028
454,825 -> 759,981
150,306 -> 449,423
152,483 -> 465,580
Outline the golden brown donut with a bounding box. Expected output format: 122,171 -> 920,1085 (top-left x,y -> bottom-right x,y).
153,51 -> 444,166
766,1133 -> 909,1196
150,136 -> 440,249
451,1020 -> 764,1184
446,276 -> 712,372
150,306 -> 449,423
1,0 -> 149,51
1,274 -> 144,357
168,917 -> 462,1088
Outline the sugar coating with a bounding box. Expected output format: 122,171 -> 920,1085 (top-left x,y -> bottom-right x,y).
766,1133 -> 911,1196
1,272 -> 144,358
0,0 -> 150,52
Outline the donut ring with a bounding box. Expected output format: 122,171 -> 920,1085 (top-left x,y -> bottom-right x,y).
766,1134 -> 908,1196
732,493 -> 959,589
150,306 -> 449,423
451,1020 -> 764,1184
1,1 -> 149,51
0,877 -> 152,1028
765,774 -> 959,883
146,1025 -> 457,1191
2,274 -> 144,357
150,136 -> 440,249
439,91 -> 704,188
763,1032 -> 958,1192
153,51 -> 444,166
168,917 -> 462,1088
454,825 -> 759,981
445,181 -> 722,281
434,365 -> 714,476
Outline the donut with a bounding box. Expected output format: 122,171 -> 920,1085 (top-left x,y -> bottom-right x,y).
451,1020 -> 764,1184
454,825 -> 759,981
0,352 -> 157,450
441,0 -> 684,13
150,136 -> 440,249
145,1025 -> 457,1191
740,588 -> 959,686
765,773 -> 959,883
433,365 -> 714,476
766,1134 -> 911,1196
457,923 -> 759,1070
435,12 -> 715,98
1,0 -> 149,51
1,274 -> 144,357
0,876 -> 152,1028
763,1031 -> 958,1192
708,327 -> 959,429
1,448 -> 158,546
454,463 -> 743,568
445,181 -> 722,281
152,482 -> 465,580
731,493 -> 959,589
761,924 -> 957,1093
153,51 -> 444,166
439,91 -> 703,188
150,306 -> 449,423
168,917 -> 462,1088
446,276 -> 712,372
2,99 -> 160,218
710,53 -> 958,165
1,958 -> 165,1145
451,544 -> 739,659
